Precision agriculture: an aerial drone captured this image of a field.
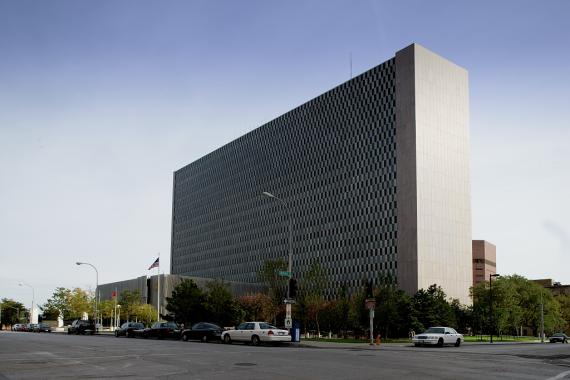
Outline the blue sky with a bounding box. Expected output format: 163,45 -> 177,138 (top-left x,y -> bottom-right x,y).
1,0 -> 569,306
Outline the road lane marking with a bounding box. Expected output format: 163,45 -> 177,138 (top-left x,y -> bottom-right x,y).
545,370 -> 570,380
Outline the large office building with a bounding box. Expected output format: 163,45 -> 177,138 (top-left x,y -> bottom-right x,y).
171,43 -> 472,304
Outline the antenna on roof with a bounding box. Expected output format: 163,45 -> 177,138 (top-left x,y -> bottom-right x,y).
350,52 -> 352,79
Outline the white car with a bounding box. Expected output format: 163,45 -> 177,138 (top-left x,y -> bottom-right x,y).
222,322 -> 290,345
412,327 -> 464,347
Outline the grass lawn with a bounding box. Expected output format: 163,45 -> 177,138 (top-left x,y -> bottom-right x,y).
303,335 -> 540,344
464,335 -> 539,343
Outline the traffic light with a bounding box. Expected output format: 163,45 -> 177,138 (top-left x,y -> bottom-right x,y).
366,280 -> 373,298
289,278 -> 298,299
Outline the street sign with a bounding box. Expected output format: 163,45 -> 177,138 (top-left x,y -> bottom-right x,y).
278,271 -> 291,277
285,318 -> 292,328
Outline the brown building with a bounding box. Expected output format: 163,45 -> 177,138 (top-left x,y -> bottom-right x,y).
472,240 -> 497,286
532,279 -> 570,296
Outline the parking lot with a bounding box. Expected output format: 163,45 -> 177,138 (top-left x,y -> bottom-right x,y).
1,330 -> 569,379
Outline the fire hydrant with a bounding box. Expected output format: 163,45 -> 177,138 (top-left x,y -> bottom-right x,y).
375,334 -> 381,346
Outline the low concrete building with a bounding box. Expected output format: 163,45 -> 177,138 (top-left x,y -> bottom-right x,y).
98,274 -> 265,318
532,279 -> 570,296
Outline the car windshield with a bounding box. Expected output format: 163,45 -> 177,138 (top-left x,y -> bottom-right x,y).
259,323 -> 277,330
424,327 -> 445,334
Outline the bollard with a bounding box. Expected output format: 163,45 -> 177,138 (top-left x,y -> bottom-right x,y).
375,334 -> 381,346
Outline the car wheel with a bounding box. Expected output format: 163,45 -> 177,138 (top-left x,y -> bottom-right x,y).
251,335 -> 260,346
414,343 -> 420,347
455,339 -> 461,347
437,338 -> 444,347
115,331 -> 119,337
182,333 -> 189,342
125,331 -> 130,338
201,335 -> 208,343
224,334 -> 232,344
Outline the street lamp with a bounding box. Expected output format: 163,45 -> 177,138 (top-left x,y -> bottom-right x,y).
19,282 -> 35,324
262,191 -> 294,329
76,262 -> 99,331
489,273 -> 500,344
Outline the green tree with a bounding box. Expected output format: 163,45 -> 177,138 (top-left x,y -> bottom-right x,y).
203,279 -> 240,327
299,262 -> 329,336
166,279 -> 206,325
133,304 -> 157,326
68,288 -> 92,320
374,284 -> 415,338
555,295 -> 570,334
258,258 -> 288,306
1,298 -> 26,327
118,290 -> 142,321
42,287 -> 72,320
412,284 -> 455,331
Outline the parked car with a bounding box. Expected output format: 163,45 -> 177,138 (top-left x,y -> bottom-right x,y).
181,322 -> 224,343
27,323 -> 38,332
137,321 -> 181,339
115,322 -> 145,338
12,324 -> 25,331
221,322 -> 290,345
549,333 -> 569,343
68,319 -> 96,335
412,327 -> 464,347
33,323 -> 52,333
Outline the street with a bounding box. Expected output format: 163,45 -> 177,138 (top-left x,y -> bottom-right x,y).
0,331 -> 569,379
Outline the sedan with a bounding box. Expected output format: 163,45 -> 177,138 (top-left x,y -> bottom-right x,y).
138,321 -> 181,340
549,333 -> 569,343
181,322 -> 224,343
222,322 -> 290,346
68,319 -> 96,335
412,327 -> 464,347
114,322 -> 145,338
33,323 -> 52,333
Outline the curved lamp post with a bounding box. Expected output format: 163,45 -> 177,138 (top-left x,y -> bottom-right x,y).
262,191 -> 294,331
76,262 -> 99,331
19,282 -> 35,323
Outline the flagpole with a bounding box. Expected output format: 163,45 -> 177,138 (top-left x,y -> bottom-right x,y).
157,252 -> 160,322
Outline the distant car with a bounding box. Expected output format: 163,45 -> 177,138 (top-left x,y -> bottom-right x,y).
34,323 -> 52,333
138,321 -> 181,339
549,333 -> 569,343
181,322 -> 224,343
115,322 -> 145,338
12,324 -> 25,331
68,320 -> 96,335
221,322 -> 290,345
412,327 -> 464,347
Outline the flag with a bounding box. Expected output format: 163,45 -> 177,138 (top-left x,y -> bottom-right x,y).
148,257 -> 159,270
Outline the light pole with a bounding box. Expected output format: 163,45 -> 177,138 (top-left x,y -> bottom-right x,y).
76,262 -> 99,331
540,290 -> 545,343
262,191 -> 294,328
489,273 -> 500,343
19,282 -> 35,324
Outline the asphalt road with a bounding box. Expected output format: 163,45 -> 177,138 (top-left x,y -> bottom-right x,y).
1,331 -> 569,379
